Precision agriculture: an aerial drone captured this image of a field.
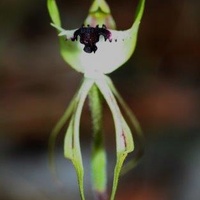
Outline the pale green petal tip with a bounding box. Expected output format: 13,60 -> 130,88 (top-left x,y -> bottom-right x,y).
47,0 -> 61,26
131,0 -> 145,29
89,0 -> 110,14
85,0 -> 116,29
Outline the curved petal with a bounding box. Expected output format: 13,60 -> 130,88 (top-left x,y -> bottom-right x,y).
47,0 -> 83,72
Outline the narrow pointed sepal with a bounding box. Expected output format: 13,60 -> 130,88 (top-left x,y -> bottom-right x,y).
95,75 -> 134,200
64,79 -> 94,200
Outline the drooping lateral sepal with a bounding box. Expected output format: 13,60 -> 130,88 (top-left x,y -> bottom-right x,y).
95,75 -> 134,200
64,79 -> 94,200
105,76 -> 145,175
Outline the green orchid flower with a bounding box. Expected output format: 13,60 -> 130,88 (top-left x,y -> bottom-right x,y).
47,0 -> 145,200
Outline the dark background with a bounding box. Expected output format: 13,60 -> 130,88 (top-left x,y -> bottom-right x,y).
0,0 -> 200,199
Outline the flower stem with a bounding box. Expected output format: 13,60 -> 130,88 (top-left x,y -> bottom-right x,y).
89,84 -> 108,200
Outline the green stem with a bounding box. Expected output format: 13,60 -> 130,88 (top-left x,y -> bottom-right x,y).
89,84 -> 107,200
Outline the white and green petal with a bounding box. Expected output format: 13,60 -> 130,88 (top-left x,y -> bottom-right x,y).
48,0 -> 145,74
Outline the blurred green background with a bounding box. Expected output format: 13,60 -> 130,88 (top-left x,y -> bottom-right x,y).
0,0 -> 200,199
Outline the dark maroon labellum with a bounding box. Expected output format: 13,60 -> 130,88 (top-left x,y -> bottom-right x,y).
71,24 -> 111,53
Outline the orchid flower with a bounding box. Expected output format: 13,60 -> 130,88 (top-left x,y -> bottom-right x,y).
47,0 -> 145,199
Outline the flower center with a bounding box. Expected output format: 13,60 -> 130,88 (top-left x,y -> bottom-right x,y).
71,25 -> 111,53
